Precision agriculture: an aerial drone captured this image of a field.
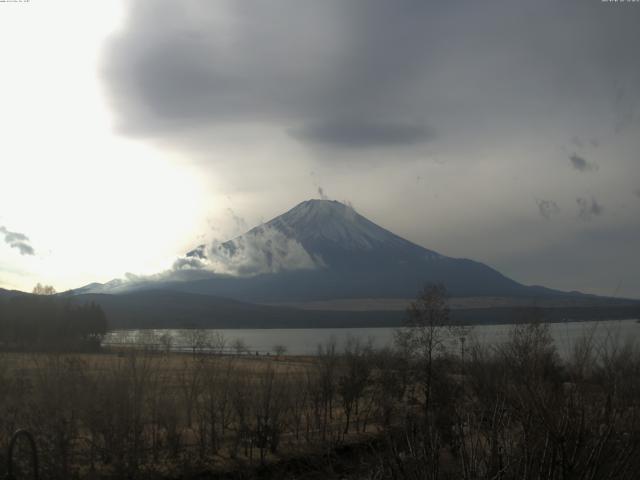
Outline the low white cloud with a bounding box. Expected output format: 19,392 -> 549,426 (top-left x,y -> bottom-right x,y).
175,225 -> 324,276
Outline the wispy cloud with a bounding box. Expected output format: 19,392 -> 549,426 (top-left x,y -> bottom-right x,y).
577,197 -> 603,221
535,199 -> 560,220
0,226 -> 35,256
317,187 -> 329,200
569,153 -> 598,172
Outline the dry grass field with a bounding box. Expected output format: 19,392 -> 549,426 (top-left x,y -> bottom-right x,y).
2,315 -> 640,479
0,344 -> 394,479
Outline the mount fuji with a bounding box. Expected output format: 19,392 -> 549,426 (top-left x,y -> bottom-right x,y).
77,199 -> 573,302
65,199 -> 640,328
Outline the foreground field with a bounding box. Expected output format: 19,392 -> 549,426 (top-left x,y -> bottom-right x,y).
1,320 -> 640,479
0,345 -> 397,479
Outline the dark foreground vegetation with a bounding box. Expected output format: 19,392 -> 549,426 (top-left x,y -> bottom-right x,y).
0,286 -> 639,479
0,291 -> 107,351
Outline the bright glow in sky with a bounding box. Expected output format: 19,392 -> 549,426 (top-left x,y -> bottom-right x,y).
0,1 -> 209,291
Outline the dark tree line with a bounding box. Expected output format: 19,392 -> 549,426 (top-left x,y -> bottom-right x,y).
0,294 -> 107,351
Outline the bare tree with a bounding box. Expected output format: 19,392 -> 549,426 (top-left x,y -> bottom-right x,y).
158,332 -> 173,354
252,365 -> 289,462
177,356 -> 205,428
316,338 -> 339,442
179,329 -> 207,356
395,284 -> 456,413
338,336 -> 372,434
32,283 -> 57,295
272,344 -> 287,357
197,357 -> 237,455
209,331 -> 228,354
232,338 -> 249,356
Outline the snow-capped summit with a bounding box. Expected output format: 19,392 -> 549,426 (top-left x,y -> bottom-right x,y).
186,199 -> 442,275
264,199 -> 439,255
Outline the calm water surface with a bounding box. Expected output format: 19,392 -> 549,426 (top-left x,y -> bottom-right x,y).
105,319 -> 640,357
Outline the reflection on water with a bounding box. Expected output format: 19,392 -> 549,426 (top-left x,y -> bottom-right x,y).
104,319 -> 640,357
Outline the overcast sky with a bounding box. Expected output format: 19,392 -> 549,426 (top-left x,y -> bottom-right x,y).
1,0 -> 639,298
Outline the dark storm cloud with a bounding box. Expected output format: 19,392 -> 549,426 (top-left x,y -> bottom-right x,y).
103,0 -> 440,149
535,199 -> 560,220
102,0 -> 640,155
577,197 -> 603,222
569,154 -> 598,172
0,226 -> 35,256
293,120 -> 432,148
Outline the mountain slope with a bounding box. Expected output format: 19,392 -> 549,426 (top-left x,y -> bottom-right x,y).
177,199 -> 555,301
188,199 -> 441,272
77,199 -> 588,302
69,290 -> 405,329
0,287 -> 28,299
68,290 -> 640,329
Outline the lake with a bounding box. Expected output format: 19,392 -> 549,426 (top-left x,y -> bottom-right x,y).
104,318 -> 640,358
